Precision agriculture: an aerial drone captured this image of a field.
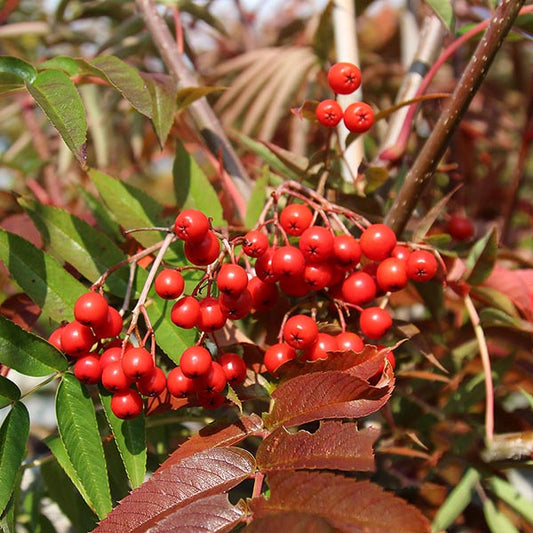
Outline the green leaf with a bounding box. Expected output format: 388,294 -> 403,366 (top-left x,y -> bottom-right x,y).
99,389 -> 147,489
38,56 -> 81,76
0,315 -> 67,376
0,376 -> 21,408
0,56 -> 36,85
176,86 -> 225,111
364,167 -> 389,194
465,227 -> 498,286
20,198 -> 134,297
0,228 -> 85,323
143,74 -> 176,147
146,296 -> 196,362
55,374 -> 112,519
79,188 -> 124,242
432,468 -> 480,532
88,56 -> 153,118
483,498 -> 520,533
245,168 -> 268,230
25,69 -> 87,165
489,476 -> 533,524
0,402 -> 30,516
172,142 -> 224,225
425,0 -> 455,32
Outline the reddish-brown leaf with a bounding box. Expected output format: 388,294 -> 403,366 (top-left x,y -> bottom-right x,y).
244,511 -> 334,532
264,367 -> 393,429
92,447 -> 255,533
160,414 -> 263,469
250,471 -> 431,533
0,293 -> 40,330
256,421 -> 379,472
147,493 -> 244,533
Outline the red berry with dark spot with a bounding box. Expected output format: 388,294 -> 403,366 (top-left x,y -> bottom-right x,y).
184,230 -> 220,266
333,234 -> 361,270
180,346 -> 212,378
279,203 -> 314,236
327,62 -> 362,95
248,276 -> 278,311
136,366 -> 167,397
102,361 -> 133,392
406,250 -> 438,282
343,102 -> 374,133
121,347 -> 154,380
60,321 -> 96,357
154,269 -> 185,299
359,307 -> 392,340
167,366 -> 194,398
219,289 -> 252,320
315,99 -> 343,128
303,333 -> 338,361
174,209 -> 210,242
341,271 -> 377,305
74,292 -> 109,328
299,226 -> 334,263
264,343 -> 297,375
255,247 -> 279,284
283,314 -> 319,350
197,297 -> 227,332
216,264 -> 248,295
171,296 -> 200,329
360,224 -> 397,261
93,307 -> 123,339
336,331 -> 364,353
74,355 -> 102,385
376,257 -> 408,292
242,230 -> 269,258
218,353 -> 247,386
111,389 -> 143,419
194,361 -> 227,394
272,246 -> 306,278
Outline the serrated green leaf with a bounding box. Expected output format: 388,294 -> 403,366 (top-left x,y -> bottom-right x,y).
245,167 -> 268,229
89,56 -> 152,118
425,0 -> 455,32
0,315 -> 67,376
432,468 -> 479,532
20,198 -> 135,297
176,85 -> 225,111
483,498 -> 520,533
40,452 -> 98,533
55,374 -> 112,519
99,389 -> 146,489
0,376 -> 21,408
0,56 -> 36,85
38,56 -> 81,76
0,402 -> 29,516
489,476 -> 533,524
172,142 -> 224,225
465,227 -> 498,286
79,188 -> 123,242
144,74 -> 176,147
146,296 -> 196,362
26,69 -> 87,165
0,228 -> 85,323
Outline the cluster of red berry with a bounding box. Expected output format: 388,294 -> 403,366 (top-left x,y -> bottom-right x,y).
47,186 -> 440,419
315,62 -> 374,133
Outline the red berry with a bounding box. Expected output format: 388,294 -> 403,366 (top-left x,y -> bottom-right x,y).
303,262 -> 333,291
48,326 -> 64,352
359,224 -> 397,261
184,230 -> 220,266
102,361 -> 133,392
341,271 -> 377,305
111,389 -> 143,419
448,215 -> 474,241
359,307 -> 392,340
60,321 -> 96,357
171,296 -> 200,329
283,314 -> 319,350
376,257 -> 408,292
333,234 -> 361,270
248,276 -> 278,311
197,297 -> 227,332
179,346 -> 212,378
197,391 -> 226,409
216,264 -> 248,295
336,331 -> 364,353
304,333 -> 338,361
279,203 -> 314,236
406,250 -> 438,282
272,246 -> 306,278
242,230 -> 269,258
100,346 -> 123,368
121,347 -> 154,380
254,247 -> 280,284
391,245 -> 411,262
136,366 -> 167,397
218,353 -> 247,386
194,361 -> 227,394
264,343 -> 297,374
74,292 -> 109,328
93,306 -> 123,339
154,269 -> 185,299
343,102 -> 374,133
74,355 -> 102,385
174,209 -> 210,242
299,226 -> 334,263
279,274 -> 310,298
327,62 -> 362,95
166,366 -> 195,398
315,99 -> 343,128
219,289 -> 252,320
371,349 -> 396,382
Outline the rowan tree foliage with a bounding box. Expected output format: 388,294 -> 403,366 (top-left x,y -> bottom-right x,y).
0,0 -> 532,532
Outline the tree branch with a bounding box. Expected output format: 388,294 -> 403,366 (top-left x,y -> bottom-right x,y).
384,0 -> 525,235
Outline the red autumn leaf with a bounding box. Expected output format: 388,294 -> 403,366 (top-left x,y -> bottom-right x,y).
0,293 -> 41,330
250,471 -> 431,533
244,511 -> 334,532
160,414 -> 263,469
263,366 -> 394,429
144,389 -> 191,416
147,493 -> 244,533
256,421 -> 379,472
92,447 -> 255,532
